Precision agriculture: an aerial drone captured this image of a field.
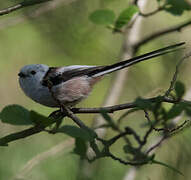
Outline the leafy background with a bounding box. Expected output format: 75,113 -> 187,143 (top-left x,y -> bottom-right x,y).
0,0 -> 191,180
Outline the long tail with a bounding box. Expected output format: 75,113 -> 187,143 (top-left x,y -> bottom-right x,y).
88,42 -> 185,78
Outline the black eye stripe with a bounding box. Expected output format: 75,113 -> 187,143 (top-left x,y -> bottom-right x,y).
30,70 -> 36,75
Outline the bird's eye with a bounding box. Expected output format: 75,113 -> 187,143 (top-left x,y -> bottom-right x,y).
30,70 -> 36,75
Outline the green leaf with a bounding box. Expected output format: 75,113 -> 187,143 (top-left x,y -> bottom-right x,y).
165,0 -> 191,15
114,5 -> 138,30
165,104 -> 185,120
89,9 -> 115,25
154,96 -> 164,103
175,81 -> 185,98
134,97 -> 153,110
123,145 -> 138,155
29,111 -> 51,127
185,106 -> 191,116
57,125 -> 96,141
123,144 -> 149,161
182,102 -> 191,116
159,107 -> 167,120
152,159 -> 184,176
100,111 -> 117,130
73,138 -> 87,157
0,105 -> 33,125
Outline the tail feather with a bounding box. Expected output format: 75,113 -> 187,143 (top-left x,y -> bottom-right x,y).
89,42 -> 185,78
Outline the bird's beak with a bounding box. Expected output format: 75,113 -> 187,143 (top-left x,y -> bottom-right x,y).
18,72 -> 26,78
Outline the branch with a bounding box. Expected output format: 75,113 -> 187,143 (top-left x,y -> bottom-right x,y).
0,0 -> 77,30
0,0 -> 50,16
139,5 -> 164,17
71,97 -> 190,114
1,96 -> 190,146
0,126 -> 44,146
164,52 -> 191,97
122,52 -> 191,179
61,106 -> 90,129
134,19 -> 191,52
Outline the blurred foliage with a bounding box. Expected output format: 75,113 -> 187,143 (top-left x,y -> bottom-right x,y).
165,0 -> 191,15
89,9 -> 116,25
0,104 -> 33,125
89,5 -> 138,32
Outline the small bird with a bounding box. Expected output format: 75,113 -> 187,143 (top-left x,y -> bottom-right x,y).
18,42 -> 185,108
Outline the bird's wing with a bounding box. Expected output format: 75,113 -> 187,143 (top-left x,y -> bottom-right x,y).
42,65 -> 104,86
42,42 -> 185,87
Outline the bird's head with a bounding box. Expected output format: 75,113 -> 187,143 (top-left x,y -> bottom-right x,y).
18,64 -> 49,91
18,64 -> 49,80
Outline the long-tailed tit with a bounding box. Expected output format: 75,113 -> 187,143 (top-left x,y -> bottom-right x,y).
18,42 -> 185,107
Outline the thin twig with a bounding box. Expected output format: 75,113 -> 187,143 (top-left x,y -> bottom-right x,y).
0,0 -> 50,16
133,19 -> 191,52
146,136 -> 167,154
108,152 -> 147,166
117,108 -> 140,125
1,95 -> 191,146
139,5 -> 165,17
164,53 -> 191,97
0,0 -> 77,31
153,120 -> 190,133
140,110 -> 154,147
71,97 -> 190,114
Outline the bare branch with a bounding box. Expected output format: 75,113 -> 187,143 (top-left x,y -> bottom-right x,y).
0,0 -> 77,30
141,110 -> 154,146
165,52 -> 191,97
0,0 -> 50,16
146,136 -> 167,154
107,153 -> 145,166
1,95 -> 190,146
71,97 -> 190,114
134,19 -> 191,52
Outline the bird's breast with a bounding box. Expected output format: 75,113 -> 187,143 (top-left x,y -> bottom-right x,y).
51,76 -> 92,105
